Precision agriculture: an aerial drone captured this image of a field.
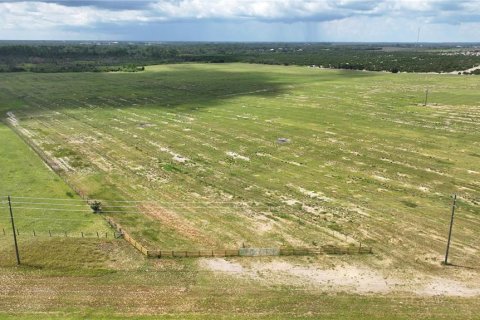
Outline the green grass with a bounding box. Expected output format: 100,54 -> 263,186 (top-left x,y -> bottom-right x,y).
0,119 -> 111,271
1,251 -> 480,320
0,63 -> 479,319
0,123 -> 110,236
0,63 -> 478,263
1,257 -> 480,320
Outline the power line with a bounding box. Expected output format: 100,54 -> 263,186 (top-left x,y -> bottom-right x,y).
4,196 -> 246,204
3,196 -> 86,202
10,206 -> 94,213
7,217 -> 107,222
6,201 -> 250,209
36,206 -> 253,213
7,201 -> 140,208
7,201 -> 93,207
10,207 -> 148,214
8,207 -> 254,214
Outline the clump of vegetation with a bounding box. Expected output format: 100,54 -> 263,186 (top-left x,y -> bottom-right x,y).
401,200 -> 418,208
162,163 -> 182,173
327,222 -> 342,232
88,200 -> 102,213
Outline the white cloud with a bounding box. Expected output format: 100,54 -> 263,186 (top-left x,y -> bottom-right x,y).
148,0 -> 480,23
0,0 -> 479,41
149,0 -> 336,21
0,1 -> 152,31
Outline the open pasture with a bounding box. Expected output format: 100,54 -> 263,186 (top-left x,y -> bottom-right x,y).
0,63 -> 479,267
0,121 -> 111,267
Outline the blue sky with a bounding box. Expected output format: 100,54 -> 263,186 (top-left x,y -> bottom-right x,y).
0,0 -> 479,42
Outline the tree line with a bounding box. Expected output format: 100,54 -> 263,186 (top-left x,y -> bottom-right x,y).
0,42 -> 479,73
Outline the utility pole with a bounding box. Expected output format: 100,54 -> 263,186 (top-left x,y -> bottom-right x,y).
444,194 -> 457,265
7,196 -> 20,265
424,88 -> 429,106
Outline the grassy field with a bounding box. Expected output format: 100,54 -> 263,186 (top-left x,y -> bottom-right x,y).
0,63 -> 479,318
0,121 -> 111,266
1,64 -> 478,257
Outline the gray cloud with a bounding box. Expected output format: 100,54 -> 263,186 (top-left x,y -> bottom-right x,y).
0,0 -> 479,41
0,0 -> 153,10
1,0 -> 479,24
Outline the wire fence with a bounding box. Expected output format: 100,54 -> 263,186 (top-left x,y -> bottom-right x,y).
4,192 -> 475,261
145,246 -> 373,258
104,218 -> 372,258
5,192 -> 471,260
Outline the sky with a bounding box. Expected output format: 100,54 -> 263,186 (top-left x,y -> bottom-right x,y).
0,0 -> 479,42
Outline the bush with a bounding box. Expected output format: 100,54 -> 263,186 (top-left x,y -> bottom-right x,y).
88,200 -> 102,213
